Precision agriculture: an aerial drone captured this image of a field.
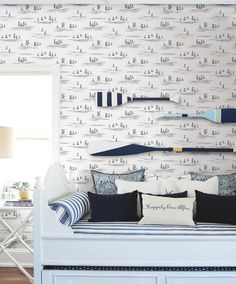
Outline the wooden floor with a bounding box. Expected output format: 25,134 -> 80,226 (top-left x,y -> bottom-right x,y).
0,268 -> 33,284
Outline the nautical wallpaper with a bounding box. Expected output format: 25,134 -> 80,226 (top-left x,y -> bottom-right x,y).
0,4 -> 236,264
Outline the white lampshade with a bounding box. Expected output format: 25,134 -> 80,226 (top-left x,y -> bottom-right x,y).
0,126 -> 14,158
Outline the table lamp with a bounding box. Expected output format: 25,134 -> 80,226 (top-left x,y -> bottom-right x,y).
0,126 -> 14,158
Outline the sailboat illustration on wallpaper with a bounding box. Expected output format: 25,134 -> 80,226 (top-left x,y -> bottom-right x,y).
154,108 -> 236,124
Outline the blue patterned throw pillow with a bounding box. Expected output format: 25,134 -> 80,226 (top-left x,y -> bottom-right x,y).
91,169 -> 145,194
190,172 -> 236,196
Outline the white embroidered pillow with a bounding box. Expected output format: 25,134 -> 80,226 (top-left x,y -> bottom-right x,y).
139,195 -> 195,226
157,175 -> 191,194
157,177 -> 177,194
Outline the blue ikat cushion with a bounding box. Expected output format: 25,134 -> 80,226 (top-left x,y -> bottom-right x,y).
190,172 -> 236,196
91,169 -> 145,194
91,169 -> 145,195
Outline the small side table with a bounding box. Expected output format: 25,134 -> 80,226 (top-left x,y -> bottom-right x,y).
0,204 -> 34,283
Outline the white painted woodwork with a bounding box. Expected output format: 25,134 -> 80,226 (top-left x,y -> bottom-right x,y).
42,270 -> 236,284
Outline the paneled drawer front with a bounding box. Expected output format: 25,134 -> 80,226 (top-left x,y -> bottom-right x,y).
167,276 -> 236,284
53,276 -> 157,284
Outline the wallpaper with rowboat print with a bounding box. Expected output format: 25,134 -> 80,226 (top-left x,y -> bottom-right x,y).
0,4 -> 236,264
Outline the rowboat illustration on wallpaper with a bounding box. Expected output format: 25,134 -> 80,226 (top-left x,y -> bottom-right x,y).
96,92 -> 180,107
154,108 -> 236,124
88,141 -> 236,156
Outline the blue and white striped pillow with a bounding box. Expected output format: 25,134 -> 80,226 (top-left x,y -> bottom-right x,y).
49,192 -> 90,226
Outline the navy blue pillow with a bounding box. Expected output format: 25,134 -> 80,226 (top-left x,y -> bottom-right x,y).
195,190 -> 236,225
88,190 -> 139,222
139,191 -> 188,217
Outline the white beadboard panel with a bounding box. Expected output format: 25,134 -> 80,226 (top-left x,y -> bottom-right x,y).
0,4 -> 236,264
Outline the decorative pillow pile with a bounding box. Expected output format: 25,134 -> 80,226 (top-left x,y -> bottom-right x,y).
91,169 -> 145,195
190,172 -> 236,196
50,167 -> 235,227
49,192 -> 90,226
139,195 -> 195,226
195,190 -> 236,225
88,190 -> 138,222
